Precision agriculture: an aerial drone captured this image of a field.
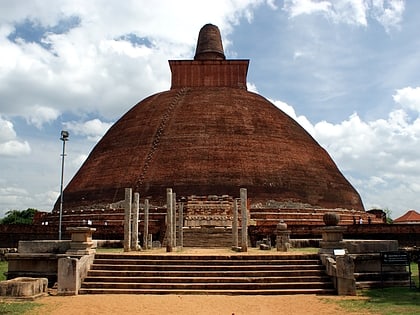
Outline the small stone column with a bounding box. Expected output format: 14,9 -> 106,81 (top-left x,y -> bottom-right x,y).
124,188 -> 132,252
276,221 -> 291,252
166,188 -> 173,252
172,193 -> 177,248
178,201 -> 184,248
143,199 -> 149,249
131,192 -> 140,251
240,188 -> 248,252
232,199 -> 239,248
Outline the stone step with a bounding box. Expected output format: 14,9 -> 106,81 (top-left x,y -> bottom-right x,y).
354,271 -> 413,289
93,253 -> 319,260
86,269 -> 325,278
83,275 -> 330,283
80,253 -> 335,295
90,264 -> 324,272
356,280 -> 412,289
354,271 -> 411,282
78,287 -> 336,295
80,281 -> 333,290
92,258 -> 322,266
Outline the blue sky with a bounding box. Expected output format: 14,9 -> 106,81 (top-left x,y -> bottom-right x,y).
1,0 -> 419,219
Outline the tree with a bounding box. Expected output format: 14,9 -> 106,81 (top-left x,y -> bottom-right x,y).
383,208 -> 393,224
0,208 -> 39,225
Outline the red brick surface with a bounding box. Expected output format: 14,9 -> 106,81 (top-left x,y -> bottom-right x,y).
55,85 -> 363,211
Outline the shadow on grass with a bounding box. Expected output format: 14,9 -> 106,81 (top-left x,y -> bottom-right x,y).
335,287 -> 420,315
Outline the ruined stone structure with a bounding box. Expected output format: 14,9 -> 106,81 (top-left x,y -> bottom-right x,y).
40,24 -> 377,243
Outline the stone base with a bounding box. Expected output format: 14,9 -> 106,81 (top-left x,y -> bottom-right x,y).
0,277 -> 48,300
66,249 -> 96,256
231,246 -> 242,252
319,240 -> 346,255
343,239 -> 398,254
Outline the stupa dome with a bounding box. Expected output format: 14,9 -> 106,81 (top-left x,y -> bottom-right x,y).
54,24 -> 363,212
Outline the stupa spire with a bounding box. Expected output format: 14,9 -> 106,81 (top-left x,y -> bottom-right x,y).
194,24 -> 225,60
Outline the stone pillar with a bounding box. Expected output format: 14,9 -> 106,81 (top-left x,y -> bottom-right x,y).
58,252 -> 95,295
148,234 -> 153,249
276,221 -> 291,252
240,188 -> 248,252
143,198 -> 149,249
232,199 -> 239,248
179,201 -> 184,248
172,193 -> 177,248
124,188 -> 132,252
58,257 -> 78,295
166,188 -> 173,252
336,255 -> 356,295
131,192 -> 140,251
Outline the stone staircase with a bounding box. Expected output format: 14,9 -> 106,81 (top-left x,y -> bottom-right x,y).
79,253 -> 336,295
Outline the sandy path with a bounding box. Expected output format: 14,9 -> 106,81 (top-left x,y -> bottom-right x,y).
31,294 -> 367,315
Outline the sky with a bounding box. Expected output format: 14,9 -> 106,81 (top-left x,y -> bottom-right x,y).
0,0 -> 419,220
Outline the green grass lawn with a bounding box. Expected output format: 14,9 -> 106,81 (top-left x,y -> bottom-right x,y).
411,262 -> 419,288
0,260 -> 7,281
333,286 -> 420,315
331,262 -> 420,315
0,300 -> 42,315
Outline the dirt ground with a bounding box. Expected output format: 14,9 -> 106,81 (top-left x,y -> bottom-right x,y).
32,294 -> 368,315
30,248 -> 369,314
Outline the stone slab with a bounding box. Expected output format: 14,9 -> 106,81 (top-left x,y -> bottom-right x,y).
0,277 -> 48,300
18,240 -> 71,254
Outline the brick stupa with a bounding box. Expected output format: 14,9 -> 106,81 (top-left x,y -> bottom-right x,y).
48,24 -> 371,240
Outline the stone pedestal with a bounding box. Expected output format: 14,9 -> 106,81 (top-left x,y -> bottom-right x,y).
66,227 -> 96,256
319,226 -> 346,255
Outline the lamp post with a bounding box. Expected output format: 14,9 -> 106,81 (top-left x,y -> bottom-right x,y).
59,130 -> 69,240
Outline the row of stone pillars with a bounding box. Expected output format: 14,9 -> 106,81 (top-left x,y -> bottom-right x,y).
123,188 -> 153,252
165,187 -> 250,252
165,188 -> 185,252
124,187 -> 250,252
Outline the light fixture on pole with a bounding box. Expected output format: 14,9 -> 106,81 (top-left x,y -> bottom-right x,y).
59,130 -> 69,240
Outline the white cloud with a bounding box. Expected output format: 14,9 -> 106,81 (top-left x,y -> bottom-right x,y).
371,0 -> 405,32
0,116 -> 17,141
0,186 -> 29,216
63,118 -> 113,142
25,105 -> 60,129
282,0 -> 404,31
0,140 -> 31,156
283,0 -> 332,18
393,86 -> 420,112
71,154 -> 88,169
0,116 -> 31,156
